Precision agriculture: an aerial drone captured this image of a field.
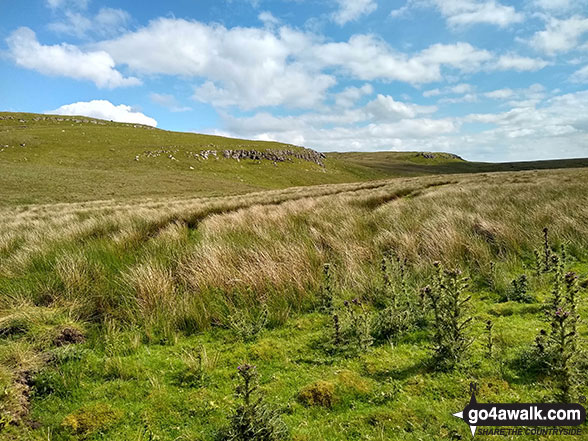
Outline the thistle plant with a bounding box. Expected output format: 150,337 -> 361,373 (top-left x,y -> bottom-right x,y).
341,298 -> 373,352
220,364 -> 288,441
538,253 -> 583,402
372,252 -> 423,343
503,274 -> 534,303
424,262 -> 473,370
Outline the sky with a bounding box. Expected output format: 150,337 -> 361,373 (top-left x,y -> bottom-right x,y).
1,1 -> 588,161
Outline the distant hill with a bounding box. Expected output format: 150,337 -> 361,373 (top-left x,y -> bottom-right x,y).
328,151 -> 588,176
1,111 -> 587,205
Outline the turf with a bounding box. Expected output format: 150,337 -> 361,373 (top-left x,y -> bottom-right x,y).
2,111 -> 587,205
1,112 -> 588,440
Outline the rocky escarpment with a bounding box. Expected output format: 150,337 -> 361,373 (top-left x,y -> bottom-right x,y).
415,152 -> 463,160
139,145 -> 326,167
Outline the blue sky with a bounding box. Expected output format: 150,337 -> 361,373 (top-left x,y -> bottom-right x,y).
1,0 -> 588,161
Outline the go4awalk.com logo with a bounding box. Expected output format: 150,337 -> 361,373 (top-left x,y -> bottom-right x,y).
453,383 -> 586,437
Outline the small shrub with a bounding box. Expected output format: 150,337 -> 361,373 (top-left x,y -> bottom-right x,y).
500,274 -> 534,303
219,364 -> 288,441
423,262 -> 473,370
298,380 -> 336,408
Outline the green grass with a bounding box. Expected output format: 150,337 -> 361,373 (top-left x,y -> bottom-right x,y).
0,112 -> 386,206
1,113 -> 588,439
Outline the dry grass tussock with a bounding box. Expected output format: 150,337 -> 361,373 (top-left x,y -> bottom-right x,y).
0,168 -> 587,331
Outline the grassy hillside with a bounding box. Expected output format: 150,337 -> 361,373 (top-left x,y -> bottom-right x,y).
0,112 -> 387,205
2,111 -> 588,206
1,168 -> 587,440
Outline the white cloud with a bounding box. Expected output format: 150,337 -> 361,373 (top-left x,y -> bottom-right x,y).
334,84 -> 374,107
528,16 -> 588,55
390,5 -> 411,18
101,18 -> 335,109
49,100 -> 157,126
308,37 -> 492,83
332,0 -> 378,25
6,27 -> 140,89
258,11 -> 280,27
571,65 -> 588,82
429,0 -> 524,28
207,87 -> 588,162
365,94 -> 437,120
416,42 -> 493,72
48,8 -> 131,38
150,93 -> 192,112
484,88 -> 514,99
89,17 -> 547,111
493,54 -> 548,71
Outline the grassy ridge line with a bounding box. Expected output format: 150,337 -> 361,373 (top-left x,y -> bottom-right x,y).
328,151 -> 588,176
0,112 -> 389,205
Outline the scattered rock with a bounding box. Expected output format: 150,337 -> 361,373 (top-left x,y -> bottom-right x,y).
415,152 -> 463,160
140,144 -> 326,166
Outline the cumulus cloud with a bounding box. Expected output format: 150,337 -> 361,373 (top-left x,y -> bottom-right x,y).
258,11 -> 280,27
6,27 -> 140,88
49,100 -> 157,126
332,0 -> 378,25
101,18 -> 335,109
84,18 -> 552,109
429,0 -> 524,28
220,91 -> 588,161
307,37 -> 492,83
365,94 -> 437,120
528,16 -> 588,55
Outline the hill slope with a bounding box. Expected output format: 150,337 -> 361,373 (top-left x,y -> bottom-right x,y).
1,111 -> 587,205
